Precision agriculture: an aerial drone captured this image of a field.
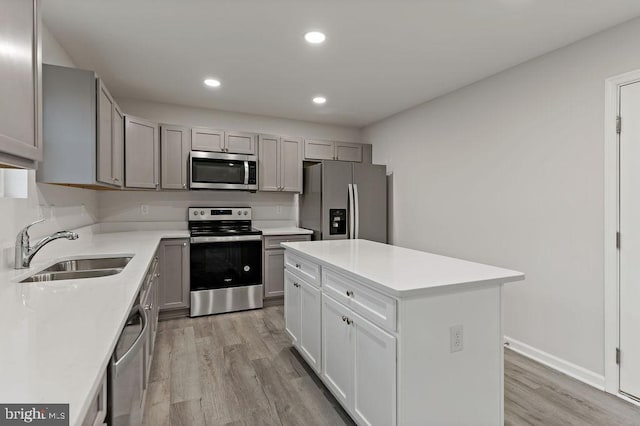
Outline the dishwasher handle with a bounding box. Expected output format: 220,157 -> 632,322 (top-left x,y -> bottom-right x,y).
112,305 -> 148,377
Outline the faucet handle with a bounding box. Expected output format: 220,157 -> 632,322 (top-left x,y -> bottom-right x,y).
21,218 -> 45,236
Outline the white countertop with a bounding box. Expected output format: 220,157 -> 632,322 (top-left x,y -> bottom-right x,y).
254,226 -> 313,236
0,229 -> 189,425
281,239 -> 524,298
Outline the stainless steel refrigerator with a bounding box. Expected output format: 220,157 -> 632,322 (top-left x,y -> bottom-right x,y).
299,161 -> 387,243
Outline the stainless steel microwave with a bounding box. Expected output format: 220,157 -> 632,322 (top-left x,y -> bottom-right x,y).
189,151 -> 258,191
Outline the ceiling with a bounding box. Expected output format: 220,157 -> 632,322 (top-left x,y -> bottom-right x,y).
43,0 -> 640,127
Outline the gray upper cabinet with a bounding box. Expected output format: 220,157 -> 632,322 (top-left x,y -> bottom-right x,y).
335,142 -> 362,162
39,65 -> 123,188
191,127 -> 256,154
304,139 -> 364,162
191,127 -> 224,152
96,80 -> 123,187
225,131 -> 256,154
158,239 -> 190,311
161,124 -> 190,190
125,115 -> 159,189
304,139 -> 334,161
258,135 -> 302,192
0,0 -> 42,168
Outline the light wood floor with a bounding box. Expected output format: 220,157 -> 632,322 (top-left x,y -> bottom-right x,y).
143,306 -> 640,426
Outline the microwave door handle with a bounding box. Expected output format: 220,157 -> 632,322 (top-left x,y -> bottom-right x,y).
348,184 -> 355,239
244,161 -> 249,185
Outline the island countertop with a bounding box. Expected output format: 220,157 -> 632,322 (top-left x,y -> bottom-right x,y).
281,239 -> 524,298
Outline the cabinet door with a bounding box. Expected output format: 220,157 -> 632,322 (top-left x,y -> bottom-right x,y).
0,0 -> 42,166
191,127 -> 224,152
258,134 -> 280,191
335,142 -> 362,162
299,280 -> 322,373
161,125 -> 190,190
112,103 -> 124,187
280,136 -> 302,192
226,131 -> 256,154
305,139 -> 335,161
264,249 -> 285,297
284,270 -> 301,345
158,239 -> 190,310
352,311 -> 396,426
322,294 -> 354,408
96,80 -> 114,185
125,116 -> 159,189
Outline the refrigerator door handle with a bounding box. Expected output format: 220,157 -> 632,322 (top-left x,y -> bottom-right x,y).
354,184 -> 360,239
348,183 -> 355,239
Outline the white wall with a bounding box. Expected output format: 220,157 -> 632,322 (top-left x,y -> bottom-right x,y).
0,25 -> 98,269
363,17 -> 640,380
99,99 -> 361,224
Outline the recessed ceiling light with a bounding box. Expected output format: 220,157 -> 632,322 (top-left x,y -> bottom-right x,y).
312,96 -> 327,105
204,78 -> 221,88
304,31 -> 326,44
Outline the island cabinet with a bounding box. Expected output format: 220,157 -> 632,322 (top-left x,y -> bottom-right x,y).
259,135 -> 303,192
0,0 -> 42,169
282,239 -> 524,426
125,115 -> 160,189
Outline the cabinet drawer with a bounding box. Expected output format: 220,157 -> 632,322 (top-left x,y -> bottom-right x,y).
323,268 -> 396,331
285,251 -> 320,287
264,234 -> 311,249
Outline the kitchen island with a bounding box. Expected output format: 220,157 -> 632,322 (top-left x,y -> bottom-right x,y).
281,239 -> 524,426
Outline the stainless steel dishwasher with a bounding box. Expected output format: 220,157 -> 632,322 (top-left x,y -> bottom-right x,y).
108,305 -> 148,426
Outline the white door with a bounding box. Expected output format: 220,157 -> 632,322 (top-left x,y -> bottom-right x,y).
284,271 -> 301,345
322,294 -> 354,409
352,311 -> 396,426
299,280 -> 322,373
620,81 -> 640,400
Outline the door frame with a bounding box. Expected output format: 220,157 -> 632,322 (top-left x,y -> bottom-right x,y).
604,69 -> 640,401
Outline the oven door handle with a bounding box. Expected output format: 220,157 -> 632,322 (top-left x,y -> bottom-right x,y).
190,235 -> 262,244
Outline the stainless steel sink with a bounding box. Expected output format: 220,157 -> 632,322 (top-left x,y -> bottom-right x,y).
39,257 -> 132,273
20,256 -> 133,283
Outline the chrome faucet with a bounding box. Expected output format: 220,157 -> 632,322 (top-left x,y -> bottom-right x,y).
15,219 -> 79,269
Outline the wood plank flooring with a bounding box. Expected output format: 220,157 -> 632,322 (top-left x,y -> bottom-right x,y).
143,306 -> 640,426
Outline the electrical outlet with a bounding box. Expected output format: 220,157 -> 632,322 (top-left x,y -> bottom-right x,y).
141,205 -> 149,215
450,325 -> 463,353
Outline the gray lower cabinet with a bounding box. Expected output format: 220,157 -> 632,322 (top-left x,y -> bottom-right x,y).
0,0 -> 42,169
263,234 -> 311,298
158,239 -> 190,311
161,124 -> 190,190
125,115 -> 160,189
81,370 -> 107,426
258,135 -> 302,192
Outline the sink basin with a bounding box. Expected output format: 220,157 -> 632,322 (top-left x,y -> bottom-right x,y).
39,257 -> 132,273
20,256 -> 133,283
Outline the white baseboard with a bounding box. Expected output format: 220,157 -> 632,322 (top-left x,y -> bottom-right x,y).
504,336 -> 605,391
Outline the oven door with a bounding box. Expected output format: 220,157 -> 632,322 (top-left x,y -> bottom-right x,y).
190,237 -> 262,290
190,151 -> 257,190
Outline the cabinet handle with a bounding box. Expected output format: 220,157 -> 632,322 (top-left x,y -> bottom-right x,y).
346,290 -> 354,297
155,273 -> 160,278
144,304 -> 152,310
341,315 -> 347,322
154,256 -> 158,261
295,263 -> 301,268
346,318 -> 353,325
182,184 -> 187,188
183,242 -> 187,246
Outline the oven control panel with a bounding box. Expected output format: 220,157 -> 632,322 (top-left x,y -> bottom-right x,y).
189,207 -> 252,220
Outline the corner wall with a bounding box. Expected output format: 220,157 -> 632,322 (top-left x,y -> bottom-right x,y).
363,17 -> 640,381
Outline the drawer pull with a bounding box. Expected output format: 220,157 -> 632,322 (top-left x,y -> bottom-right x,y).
295,263 -> 301,268
294,282 -> 300,288
341,315 -> 347,322
346,318 -> 353,325
346,290 -> 354,297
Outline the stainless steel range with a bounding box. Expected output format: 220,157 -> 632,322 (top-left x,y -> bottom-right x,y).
188,207 -> 263,316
